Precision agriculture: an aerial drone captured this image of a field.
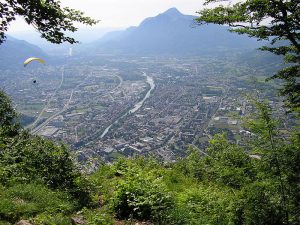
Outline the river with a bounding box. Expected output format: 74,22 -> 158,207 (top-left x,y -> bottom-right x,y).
100,73 -> 155,138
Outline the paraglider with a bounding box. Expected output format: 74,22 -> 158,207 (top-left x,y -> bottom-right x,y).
23,57 -> 45,67
23,57 -> 45,84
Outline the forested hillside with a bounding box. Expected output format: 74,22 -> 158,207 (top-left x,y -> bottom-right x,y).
1,90 -> 299,225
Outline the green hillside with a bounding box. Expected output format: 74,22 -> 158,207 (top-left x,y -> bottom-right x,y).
0,90 -> 299,225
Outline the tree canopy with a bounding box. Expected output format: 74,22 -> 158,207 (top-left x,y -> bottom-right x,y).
196,0 -> 300,113
0,90 -> 20,137
0,0 -> 98,44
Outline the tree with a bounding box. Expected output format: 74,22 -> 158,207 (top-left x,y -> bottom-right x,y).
0,0 -> 98,44
0,90 -> 20,137
243,100 -> 300,225
0,91 -> 93,207
196,0 -> 300,112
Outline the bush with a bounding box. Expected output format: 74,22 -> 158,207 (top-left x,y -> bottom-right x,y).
158,205 -> 192,225
32,213 -> 71,225
0,90 -> 20,137
203,134 -> 256,188
83,208 -> 114,225
112,168 -> 174,222
0,132 -> 93,207
238,181 -> 285,225
176,185 -> 237,225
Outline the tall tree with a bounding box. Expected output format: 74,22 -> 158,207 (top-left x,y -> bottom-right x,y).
0,90 -> 20,137
0,0 -> 98,44
196,0 -> 300,113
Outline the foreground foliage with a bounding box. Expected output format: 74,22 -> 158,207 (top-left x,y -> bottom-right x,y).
0,0 -> 98,44
1,90 -> 300,224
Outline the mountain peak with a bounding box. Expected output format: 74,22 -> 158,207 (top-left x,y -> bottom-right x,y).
93,7 -> 259,56
163,8 -> 183,17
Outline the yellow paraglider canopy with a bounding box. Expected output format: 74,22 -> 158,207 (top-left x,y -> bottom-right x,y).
24,57 -> 45,67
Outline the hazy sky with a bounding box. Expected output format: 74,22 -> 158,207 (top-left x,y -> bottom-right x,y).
8,0 -> 207,33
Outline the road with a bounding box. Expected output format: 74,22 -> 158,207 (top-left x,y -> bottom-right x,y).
31,73 -> 122,136
203,86 -> 229,139
80,73 -> 153,147
27,66 -> 65,130
31,70 -> 90,135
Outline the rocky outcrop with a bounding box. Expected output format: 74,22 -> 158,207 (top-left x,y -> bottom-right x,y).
71,216 -> 86,225
15,221 -> 33,225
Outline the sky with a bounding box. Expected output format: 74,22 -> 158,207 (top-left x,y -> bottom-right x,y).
8,0 -> 207,33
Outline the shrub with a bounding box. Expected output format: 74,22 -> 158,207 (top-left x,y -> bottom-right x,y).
176,186 -> 237,225
0,132 -> 93,207
112,169 -> 174,222
238,181 -> 285,225
83,208 -> 114,225
32,213 -> 71,225
0,90 -> 20,138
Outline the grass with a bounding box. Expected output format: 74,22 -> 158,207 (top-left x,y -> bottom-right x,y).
21,103 -> 45,111
0,183 -> 76,223
235,134 -> 242,142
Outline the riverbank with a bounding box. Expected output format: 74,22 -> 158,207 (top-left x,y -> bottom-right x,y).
100,73 -> 155,138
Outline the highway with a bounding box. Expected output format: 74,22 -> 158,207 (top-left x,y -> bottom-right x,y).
31,73 -> 123,136
31,68 -> 89,135
27,66 -> 65,130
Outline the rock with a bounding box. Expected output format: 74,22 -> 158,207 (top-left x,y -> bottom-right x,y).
71,216 -> 86,225
15,221 -> 32,225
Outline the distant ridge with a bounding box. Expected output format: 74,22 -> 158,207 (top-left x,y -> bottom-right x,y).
88,8 -> 261,56
0,36 -> 47,69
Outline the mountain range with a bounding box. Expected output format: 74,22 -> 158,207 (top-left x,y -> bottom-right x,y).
0,7 -> 268,64
87,8 -> 262,56
0,36 -> 47,69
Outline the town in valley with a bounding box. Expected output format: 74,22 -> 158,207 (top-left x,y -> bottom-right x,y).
0,54 -> 290,165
